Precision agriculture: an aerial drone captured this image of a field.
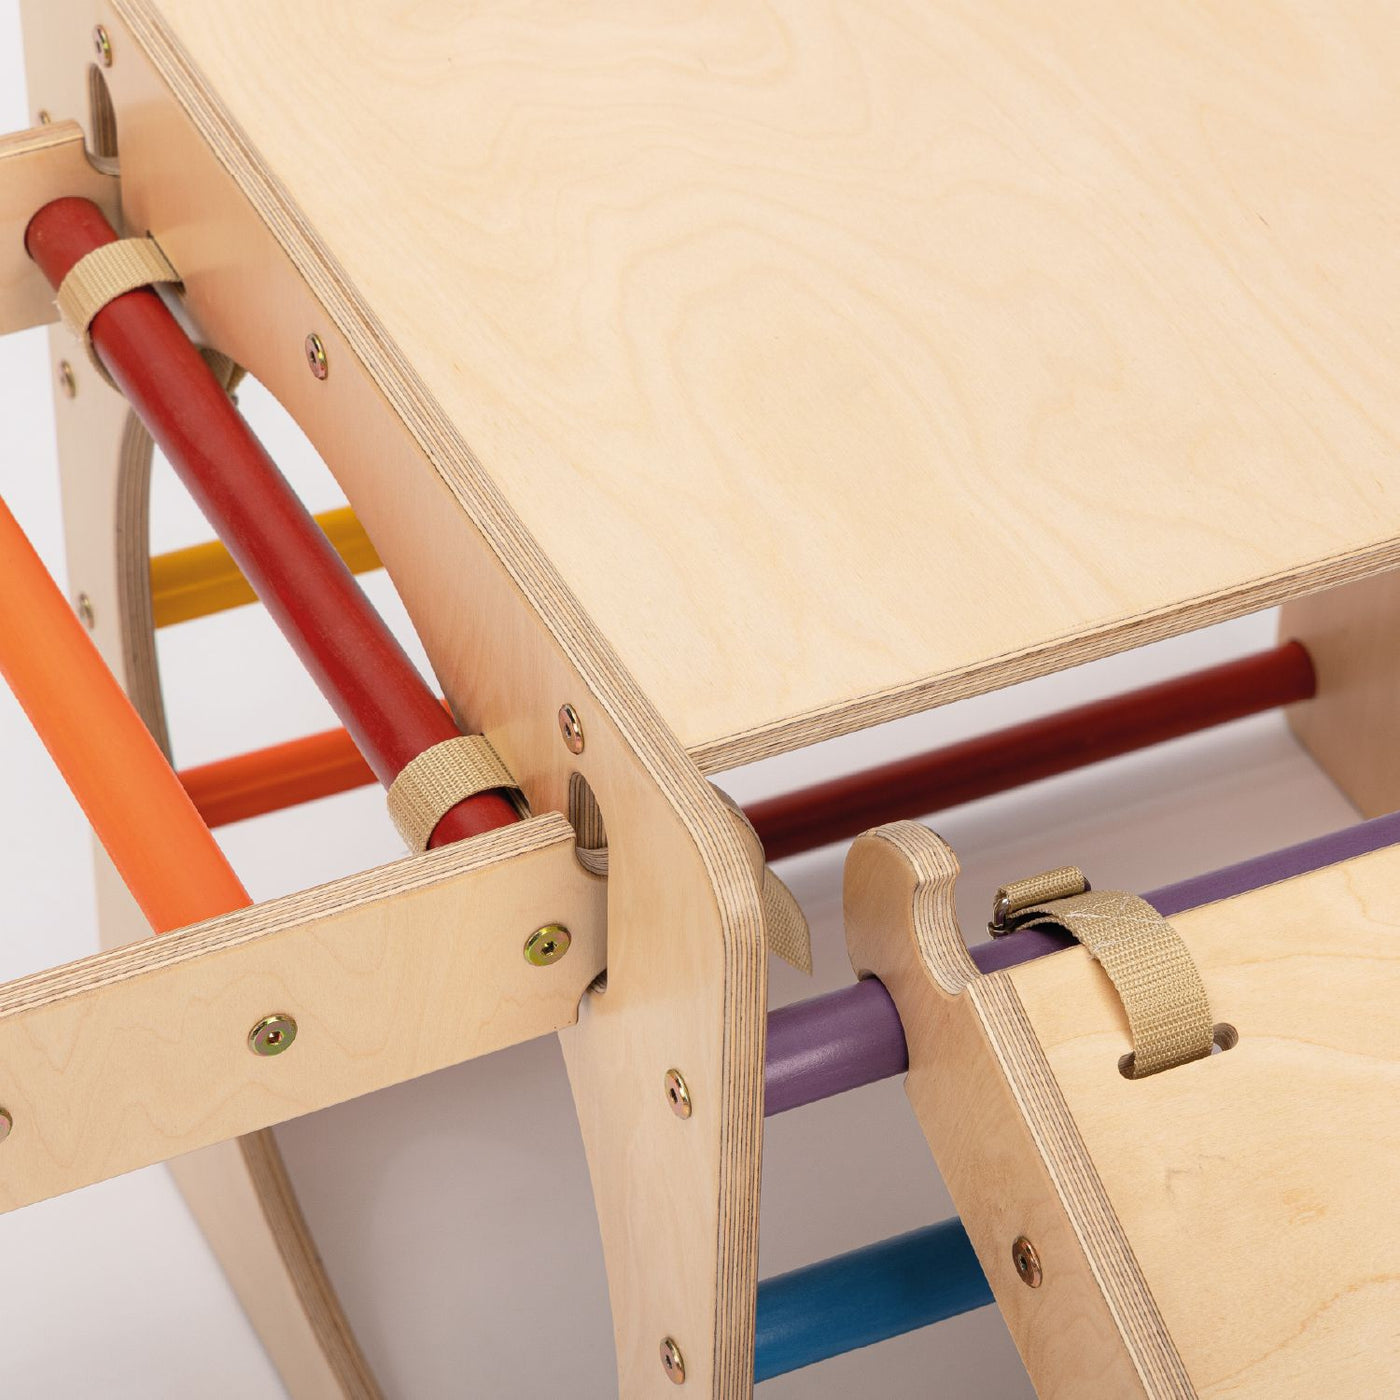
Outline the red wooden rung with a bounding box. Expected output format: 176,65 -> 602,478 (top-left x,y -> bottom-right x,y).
177,644 -> 1314,859
26,197 -> 517,848
746,641 -> 1316,860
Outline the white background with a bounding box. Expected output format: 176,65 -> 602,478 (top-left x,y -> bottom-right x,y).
0,6 -> 1360,1396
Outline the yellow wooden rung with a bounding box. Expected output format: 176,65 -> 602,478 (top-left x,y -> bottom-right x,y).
149,505 -> 380,627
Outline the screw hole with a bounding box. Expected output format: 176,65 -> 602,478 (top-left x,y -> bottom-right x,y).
1210,1021 -> 1239,1053
1118,1022 -> 1238,1079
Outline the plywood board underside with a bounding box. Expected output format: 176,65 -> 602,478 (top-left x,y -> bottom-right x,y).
135,1 -> 1400,766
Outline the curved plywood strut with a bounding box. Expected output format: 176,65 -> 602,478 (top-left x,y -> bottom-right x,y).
844,824 -> 1191,1397
25,3 -> 771,1394
46,323 -> 382,1396
13,13 -> 375,1379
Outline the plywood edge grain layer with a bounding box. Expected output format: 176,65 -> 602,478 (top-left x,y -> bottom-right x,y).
844,822 -> 1175,1398
0,813 -> 607,1212
168,1135 -> 381,1399
104,2 -> 1400,770
846,821 -> 1400,1399
691,537 -> 1400,771
105,7 -> 769,1391
0,817 -> 571,1012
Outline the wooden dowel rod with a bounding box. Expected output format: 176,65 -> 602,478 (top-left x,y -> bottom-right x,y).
0,495 -> 249,932
747,642 -> 1316,861
179,644 -> 1314,841
753,1217 -> 991,1382
26,198 -> 515,847
151,505 -> 380,628
180,726 -> 375,829
763,806 -> 1400,1116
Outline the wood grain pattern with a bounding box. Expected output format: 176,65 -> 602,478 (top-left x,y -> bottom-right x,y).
1010,848 -> 1400,1398
53,7 -> 771,1393
20,8 -> 381,1388
38,307 -> 379,1397
0,121 -> 118,335
0,814 -> 605,1212
845,824 -> 1178,1398
1281,573 -> 1400,817
129,0 -> 1400,768
846,821 -> 1400,1398
169,1136 -> 381,1400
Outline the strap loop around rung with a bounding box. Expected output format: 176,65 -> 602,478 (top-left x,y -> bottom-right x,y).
997,875 -> 1215,1078
55,236 -> 181,384
386,734 -> 518,853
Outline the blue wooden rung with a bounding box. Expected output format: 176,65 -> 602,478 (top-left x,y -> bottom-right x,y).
754,1215 -> 993,1382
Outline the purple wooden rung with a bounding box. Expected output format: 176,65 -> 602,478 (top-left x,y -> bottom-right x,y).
764,809 -> 1400,1116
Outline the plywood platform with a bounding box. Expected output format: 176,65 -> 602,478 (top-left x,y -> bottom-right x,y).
117,2 -> 1400,767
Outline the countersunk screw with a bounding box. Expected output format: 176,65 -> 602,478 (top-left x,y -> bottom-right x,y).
304,333 -> 329,380
75,593 -> 95,629
664,1069 -> 692,1119
93,25 -> 113,67
0,1108 -> 12,1145
660,1337 -> 686,1385
1012,1235 -> 1042,1288
248,1013 -> 298,1057
57,360 -> 77,398
524,923 -> 571,967
557,703 -> 584,755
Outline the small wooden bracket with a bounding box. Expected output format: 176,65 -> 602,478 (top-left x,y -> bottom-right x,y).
0,813 -> 605,1213
0,120 -> 121,337
844,821 -> 1400,1399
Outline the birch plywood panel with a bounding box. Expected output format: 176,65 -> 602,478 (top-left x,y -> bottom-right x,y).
1007,848 -> 1400,1397
847,823 -> 1400,1397
131,0 -> 1400,767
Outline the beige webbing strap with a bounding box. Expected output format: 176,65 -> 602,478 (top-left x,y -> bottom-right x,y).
386,735 -> 517,853
55,237 -> 181,384
716,787 -> 813,974
568,779 -> 812,972
998,872 -> 1215,1078
757,866 -> 813,974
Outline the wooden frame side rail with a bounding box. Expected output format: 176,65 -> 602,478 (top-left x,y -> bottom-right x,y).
0,813 -> 604,1214
845,822 -> 1400,1398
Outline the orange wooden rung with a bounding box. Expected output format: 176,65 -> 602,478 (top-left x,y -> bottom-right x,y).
0,495 -> 249,933
180,725 -> 374,829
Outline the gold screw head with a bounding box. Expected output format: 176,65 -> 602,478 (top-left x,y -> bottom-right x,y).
664,1069 -> 692,1119
524,923 -> 571,966
76,593 -> 95,629
248,1013 -> 298,1057
1012,1235 -> 1042,1288
557,703 -> 585,755
304,333 -> 329,380
37,109 -> 51,125
0,1108 -> 12,1145
57,360 -> 77,398
93,25 -> 113,67
660,1337 -> 686,1385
